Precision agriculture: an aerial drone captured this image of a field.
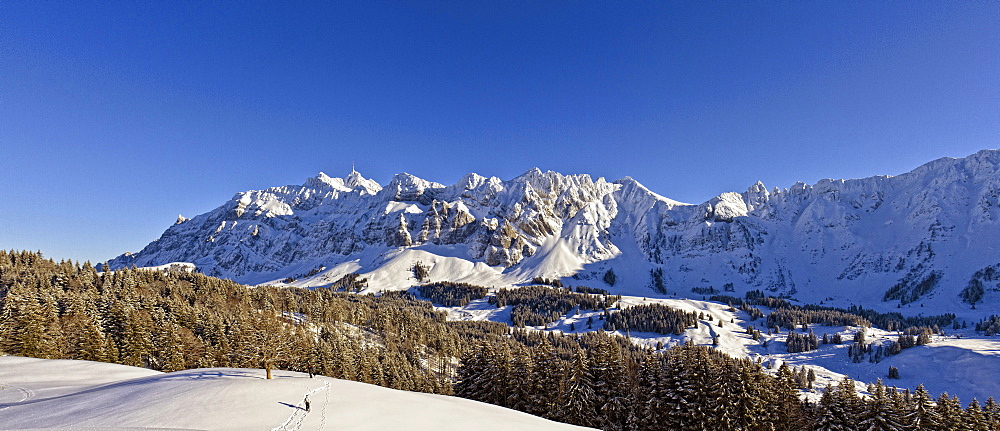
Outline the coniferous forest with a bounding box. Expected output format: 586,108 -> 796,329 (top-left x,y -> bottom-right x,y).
2,250 -> 999,430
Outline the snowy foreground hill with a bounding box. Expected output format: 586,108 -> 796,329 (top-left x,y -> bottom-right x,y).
110,149 -> 1000,314
0,356 -> 592,430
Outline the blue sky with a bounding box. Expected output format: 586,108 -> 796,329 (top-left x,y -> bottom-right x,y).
2,2 -> 997,263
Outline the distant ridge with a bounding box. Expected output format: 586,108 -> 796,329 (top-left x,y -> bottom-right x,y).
110,150 -> 1000,313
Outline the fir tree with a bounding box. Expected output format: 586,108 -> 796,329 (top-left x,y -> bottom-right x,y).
816,376 -> 862,430
859,380 -> 902,431
529,339 -> 564,419
561,348 -> 595,426
985,397 -> 1000,429
589,336 -> 627,430
936,393 -> 965,430
0,284 -> 60,358
966,399 -> 988,431
906,384 -> 942,430
506,347 -> 535,412
235,310 -> 297,379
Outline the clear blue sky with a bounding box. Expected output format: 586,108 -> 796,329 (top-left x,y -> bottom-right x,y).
2,2 -> 997,264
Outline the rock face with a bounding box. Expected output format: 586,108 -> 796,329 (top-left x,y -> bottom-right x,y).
109,150 -> 1000,310
109,168 -> 660,277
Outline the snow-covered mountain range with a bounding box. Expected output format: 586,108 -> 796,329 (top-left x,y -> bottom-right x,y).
109,150 -> 1000,313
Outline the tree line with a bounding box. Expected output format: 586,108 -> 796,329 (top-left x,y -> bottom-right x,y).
489,285 -> 618,328
415,281 -> 488,307
457,336 -> 809,430
0,250 -> 458,391
457,332 -> 1000,430
975,315 -> 1000,336
711,290 -> 956,332
884,271 -> 942,305
602,303 -> 698,335
961,263 -> 1000,307
767,308 -> 868,331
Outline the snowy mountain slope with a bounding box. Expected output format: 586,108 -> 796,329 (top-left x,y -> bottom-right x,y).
108,168 -> 667,286
0,356 -> 593,430
109,150 -> 1000,314
631,149 -> 1000,310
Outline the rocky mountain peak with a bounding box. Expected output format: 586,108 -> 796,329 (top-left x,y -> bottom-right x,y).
108,150 -> 1000,314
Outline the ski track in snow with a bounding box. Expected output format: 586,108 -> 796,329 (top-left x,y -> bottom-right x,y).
0,382 -> 34,410
0,358 -> 594,430
271,378 -> 330,431
318,378 -> 330,429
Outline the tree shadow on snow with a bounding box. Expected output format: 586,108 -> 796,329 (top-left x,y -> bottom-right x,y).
0,369 -> 266,409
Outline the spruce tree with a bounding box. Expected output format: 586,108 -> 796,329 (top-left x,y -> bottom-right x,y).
506,347 -> 535,413
906,384 -> 942,430
589,336 -> 627,430
816,376 -> 862,430
530,339 -> 564,419
859,380 -> 902,431
0,284 -> 58,358
61,312 -> 108,362
157,321 -> 189,372
936,393 -> 965,430
561,348 -> 595,427
772,362 -> 807,430
815,386 -> 851,431
483,343 -> 513,407
658,352 -> 690,429
637,354 -> 664,430
966,399 -> 988,431
235,310 -> 295,379
732,363 -> 770,430
985,397 -> 1000,429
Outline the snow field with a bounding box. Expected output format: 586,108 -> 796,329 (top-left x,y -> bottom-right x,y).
0,356 -> 594,430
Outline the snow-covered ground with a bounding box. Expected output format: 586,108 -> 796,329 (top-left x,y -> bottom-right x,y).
744,324 -> 1000,402
437,293 -> 1000,403
0,356 -> 592,431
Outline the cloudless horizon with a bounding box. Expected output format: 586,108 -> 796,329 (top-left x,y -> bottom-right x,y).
2,2 -> 997,263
